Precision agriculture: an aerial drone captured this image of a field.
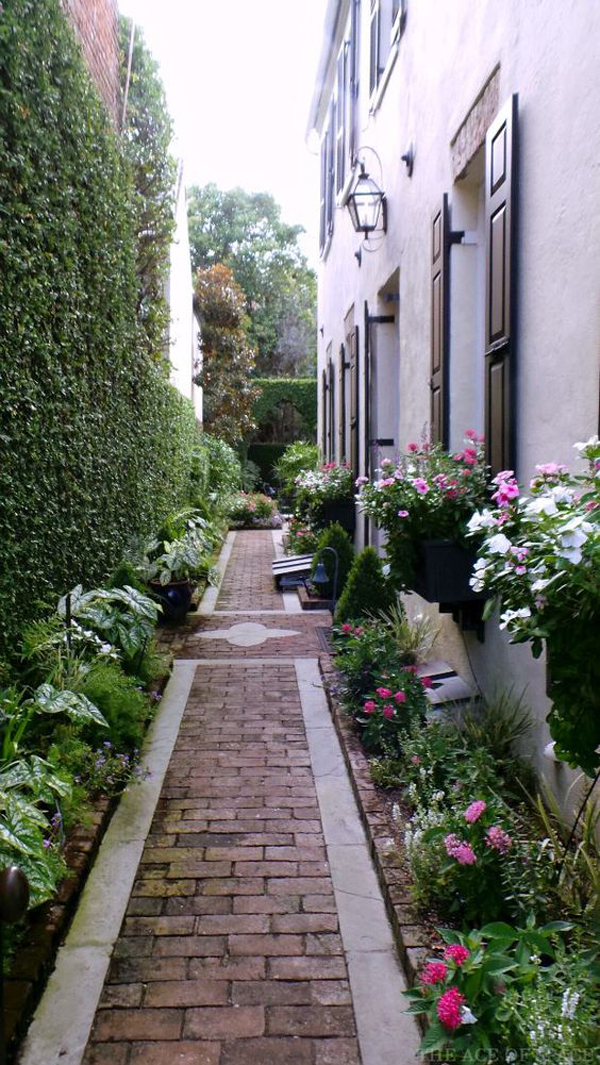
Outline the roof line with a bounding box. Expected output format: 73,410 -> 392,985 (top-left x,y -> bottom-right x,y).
306,0 -> 345,140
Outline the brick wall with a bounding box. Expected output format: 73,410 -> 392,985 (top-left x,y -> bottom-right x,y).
63,0 -> 120,124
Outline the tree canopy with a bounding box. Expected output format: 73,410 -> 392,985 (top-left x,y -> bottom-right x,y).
187,184 -> 316,377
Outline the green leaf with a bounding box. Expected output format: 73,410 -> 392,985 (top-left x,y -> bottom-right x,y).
419,1021 -> 449,1054
480,923 -> 517,941
34,685 -> 107,727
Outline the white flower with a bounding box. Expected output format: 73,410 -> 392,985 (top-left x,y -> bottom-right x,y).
499,606 -> 531,630
574,434 -> 599,452
460,1006 -> 478,1025
561,989 -> 579,1019
467,508 -> 496,532
526,494 -> 558,517
487,532 -> 513,555
557,523 -> 589,564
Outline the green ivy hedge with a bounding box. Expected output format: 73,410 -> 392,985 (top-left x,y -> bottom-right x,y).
0,0 -> 198,655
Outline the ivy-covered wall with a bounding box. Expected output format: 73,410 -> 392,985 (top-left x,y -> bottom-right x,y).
0,0 -> 197,655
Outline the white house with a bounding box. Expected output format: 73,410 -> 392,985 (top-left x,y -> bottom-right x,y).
167,160 -> 203,421
308,0 -> 600,810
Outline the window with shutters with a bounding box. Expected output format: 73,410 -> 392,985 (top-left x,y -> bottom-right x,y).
319,103 -> 336,257
334,3 -> 360,203
369,0 -> 405,108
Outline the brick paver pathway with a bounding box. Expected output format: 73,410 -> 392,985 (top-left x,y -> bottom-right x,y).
83,532 -> 363,1065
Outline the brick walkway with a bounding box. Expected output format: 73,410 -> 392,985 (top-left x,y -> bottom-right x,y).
83,532 -> 364,1065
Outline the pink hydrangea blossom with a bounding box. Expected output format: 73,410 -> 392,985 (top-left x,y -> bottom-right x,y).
437,987 -> 466,1031
421,962 -> 447,985
382,705 -> 395,720
444,944 -> 470,967
393,691 -> 407,705
376,687 -> 392,698
485,825 -> 512,854
464,800 -> 487,823
414,478 -> 429,495
363,701 -> 376,714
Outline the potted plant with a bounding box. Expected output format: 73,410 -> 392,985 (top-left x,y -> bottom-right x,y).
468,436 -> 600,774
144,538 -> 204,622
294,463 -> 356,533
358,433 -> 490,601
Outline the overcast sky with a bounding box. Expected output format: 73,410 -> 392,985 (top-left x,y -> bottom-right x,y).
118,0 -> 325,265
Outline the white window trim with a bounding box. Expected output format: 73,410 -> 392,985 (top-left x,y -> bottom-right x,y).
336,164 -> 356,208
369,35 -> 399,114
320,230 -> 334,262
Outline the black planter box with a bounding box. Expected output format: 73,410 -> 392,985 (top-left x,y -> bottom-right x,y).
412,540 -> 486,604
315,500 -> 356,534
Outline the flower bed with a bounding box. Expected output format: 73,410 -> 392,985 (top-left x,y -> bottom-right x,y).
226,491 -> 282,529
323,614 -> 599,1062
294,463 -> 355,529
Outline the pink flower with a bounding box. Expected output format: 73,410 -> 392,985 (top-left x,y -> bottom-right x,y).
355,476 -> 369,486
363,701 -> 376,714
535,462 -> 566,477
403,665 -> 418,674
410,754 -> 422,766
381,458 -> 393,467
383,705 -> 395,719
485,825 -> 512,854
397,509 -> 409,518
421,962 -> 447,985
464,429 -> 478,440
464,800 -> 487,823
379,477 -> 395,487
493,479 -> 520,506
455,843 -> 477,866
444,944 -> 470,967
407,442 -> 419,453
420,676 -> 433,689
444,834 -> 462,857
515,565 -> 527,575
376,687 -> 392,698
437,987 -> 466,1031
493,470 -> 516,483
414,477 -> 429,495
342,623 -> 352,633
393,691 -> 407,705
354,627 -> 364,636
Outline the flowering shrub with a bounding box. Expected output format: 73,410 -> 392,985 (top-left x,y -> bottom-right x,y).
358,435 -> 489,589
405,921 -> 574,1057
286,516 -> 320,554
333,620 -> 411,705
355,674 -> 429,753
468,436 -> 600,773
294,463 -> 354,523
226,492 -> 281,529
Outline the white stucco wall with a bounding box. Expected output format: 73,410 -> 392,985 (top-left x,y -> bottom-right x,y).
168,162 -> 202,420
311,0 -> 600,811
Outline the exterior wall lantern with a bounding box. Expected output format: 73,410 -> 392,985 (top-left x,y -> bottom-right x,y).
347,162 -> 387,236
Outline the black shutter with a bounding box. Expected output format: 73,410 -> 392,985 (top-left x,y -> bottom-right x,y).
349,0 -> 360,164
430,194 -> 449,447
336,47 -> 346,195
363,300 -> 371,479
328,357 -> 335,461
326,101 -> 335,238
484,95 -> 518,474
319,131 -> 328,253
321,368 -> 328,456
349,325 -> 360,479
338,344 -> 347,463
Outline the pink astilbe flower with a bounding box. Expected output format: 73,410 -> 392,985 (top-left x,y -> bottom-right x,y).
444,944 -> 470,967
464,800 -> 487,823
393,691 -> 407,705
437,987 -> 466,1031
376,687 -> 392,698
421,962 -> 447,985
485,825 -> 512,854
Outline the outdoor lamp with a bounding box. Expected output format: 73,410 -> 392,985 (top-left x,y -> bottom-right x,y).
347,162 -> 386,236
312,545 -> 340,614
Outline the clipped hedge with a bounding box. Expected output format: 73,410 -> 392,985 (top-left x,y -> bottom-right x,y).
0,0 -> 198,655
247,444 -> 289,485
252,377 -> 317,436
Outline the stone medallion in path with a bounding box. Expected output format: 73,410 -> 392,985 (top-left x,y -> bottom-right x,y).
82,532 -> 419,1065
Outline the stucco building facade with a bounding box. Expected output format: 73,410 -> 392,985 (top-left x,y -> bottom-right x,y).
308,0 -> 600,807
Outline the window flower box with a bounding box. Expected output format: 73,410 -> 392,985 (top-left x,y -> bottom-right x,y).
314,500 -> 356,534
412,540 -> 487,604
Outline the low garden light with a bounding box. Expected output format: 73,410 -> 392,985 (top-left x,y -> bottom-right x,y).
347,162 -> 387,236
312,545 -> 339,614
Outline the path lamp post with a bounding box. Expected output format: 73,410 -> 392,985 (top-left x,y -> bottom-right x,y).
312,546 -> 339,615
0,867 -> 30,1065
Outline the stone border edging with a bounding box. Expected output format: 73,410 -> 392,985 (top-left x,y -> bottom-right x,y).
318,655 -> 432,1010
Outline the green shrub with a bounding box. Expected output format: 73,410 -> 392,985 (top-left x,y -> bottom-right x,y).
310,523 -> 355,599
204,435 -> 242,495
273,441 -> 320,495
81,662 -> 149,752
335,548 -> 396,623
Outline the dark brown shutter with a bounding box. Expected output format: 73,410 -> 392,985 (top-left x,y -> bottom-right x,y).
319,133 -> 328,253
326,101 -> 335,238
338,344 -> 347,463
335,48 -> 346,195
430,194 -> 449,447
328,357 -> 335,461
349,325 -> 359,479
484,95 -> 518,474
321,368 -> 328,456
363,300 -> 371,479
